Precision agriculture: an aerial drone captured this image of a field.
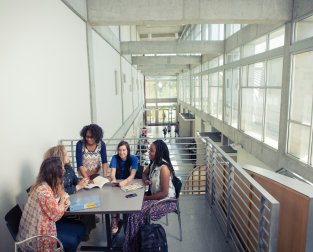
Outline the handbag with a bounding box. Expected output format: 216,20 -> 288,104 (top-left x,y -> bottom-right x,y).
139,223 -> 168,252
172,174 -> 182,199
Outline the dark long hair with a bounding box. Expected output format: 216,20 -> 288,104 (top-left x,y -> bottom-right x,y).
80,124 -> 103,144
116,141 -> 131,179
31,157 -> 64,195
149,139 -> 174,174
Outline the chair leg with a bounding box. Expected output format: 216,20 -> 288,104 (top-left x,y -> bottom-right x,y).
165,214 -> 168,225
177,202 -> 182,241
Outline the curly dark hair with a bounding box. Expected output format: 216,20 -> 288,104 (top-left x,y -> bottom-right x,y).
80,124 -> 103,144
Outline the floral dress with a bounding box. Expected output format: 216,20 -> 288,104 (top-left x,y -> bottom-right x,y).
16,183 -> 65,251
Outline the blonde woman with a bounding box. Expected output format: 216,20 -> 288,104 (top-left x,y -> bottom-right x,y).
44,145 -> 89,194
44,145 -> 96,241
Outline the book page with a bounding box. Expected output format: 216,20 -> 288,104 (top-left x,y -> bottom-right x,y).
121,182 -> 143,192
85,176 -> 110,189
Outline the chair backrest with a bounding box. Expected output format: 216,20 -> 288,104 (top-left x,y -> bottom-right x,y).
4,204 -> 22,241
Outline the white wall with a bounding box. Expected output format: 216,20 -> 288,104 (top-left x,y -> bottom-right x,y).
121,57 -> 134,120
0,0 -> 91,250
92,30 -> 123,139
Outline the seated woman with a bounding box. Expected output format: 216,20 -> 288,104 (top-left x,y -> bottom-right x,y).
123,140 -> 177,252
44,145 -> 96,241
17,157 -> 85,252
76,124 -> 108,179
110,140 -> 138,234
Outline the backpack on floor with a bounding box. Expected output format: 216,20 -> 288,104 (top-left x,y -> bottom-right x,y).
139,223 -> 168,252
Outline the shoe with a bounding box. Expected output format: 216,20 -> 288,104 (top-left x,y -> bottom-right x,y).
111,217 -> 119,235
95,216 -> 100,223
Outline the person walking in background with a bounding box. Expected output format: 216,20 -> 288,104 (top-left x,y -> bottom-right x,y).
162,111 -> 166,124
110,141 -> 139,234
167,124 -> 171,137
174,121 -> 180,137
123,140 -> 177,252
162,126 -> 167,139
76,124 -> 108,179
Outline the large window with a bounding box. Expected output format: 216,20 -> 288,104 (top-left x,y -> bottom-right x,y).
243,36 -> 267,58
241,59 -> 282,148
208,71 -> 223,119
225,68 -> 239,128
295,14 -> 313,42
288,51 -> 313,163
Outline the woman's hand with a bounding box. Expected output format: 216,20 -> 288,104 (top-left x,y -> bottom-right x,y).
76,178 -> 89,191
60,192 -> 70,210
144,179 -> 152,186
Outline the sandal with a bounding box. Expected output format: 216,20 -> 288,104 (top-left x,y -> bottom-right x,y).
111,217 -> 119,234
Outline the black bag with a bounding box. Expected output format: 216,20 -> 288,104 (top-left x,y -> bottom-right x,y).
139,223 -> 168,252
172,174 -> 182,199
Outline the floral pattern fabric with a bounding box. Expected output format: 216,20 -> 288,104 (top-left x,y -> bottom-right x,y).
17,183 -> 65,251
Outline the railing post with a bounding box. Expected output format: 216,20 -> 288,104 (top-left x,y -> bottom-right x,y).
226,164 -> 234,239
209,145 -> 216,207
257,196 -> 266,252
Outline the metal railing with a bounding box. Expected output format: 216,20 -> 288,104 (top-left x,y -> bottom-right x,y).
205,137 -> 279,252
60,136 -> 279,251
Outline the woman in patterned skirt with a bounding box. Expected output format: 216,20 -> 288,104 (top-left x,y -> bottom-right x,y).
123,139 -> 177,252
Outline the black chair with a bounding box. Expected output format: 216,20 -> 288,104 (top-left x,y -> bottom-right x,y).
4,204 -> 22,241
5,204 -> 64,251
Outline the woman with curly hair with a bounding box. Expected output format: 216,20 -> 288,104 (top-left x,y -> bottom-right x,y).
76,124 -> 108,179
123,139 -> 177,252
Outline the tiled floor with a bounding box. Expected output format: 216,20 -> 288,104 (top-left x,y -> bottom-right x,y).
78,125 -> 234,251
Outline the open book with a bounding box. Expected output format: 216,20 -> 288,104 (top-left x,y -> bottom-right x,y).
120,182 -> 143,192
85,175 -> 110,189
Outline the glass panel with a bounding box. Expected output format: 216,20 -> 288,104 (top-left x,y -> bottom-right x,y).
267,58 -> 283,87
241,88 -> 264,140
202,75 -> 208,113
241,66 -> 248,87
194,75 -> 201,110
208,87 -> 218,117
269,27 -> 285,49
264,89 -> 281,149
218,86 -> 223,120
288,122 -> 310,163
248,62 -> 265,87
145,81 -> 156,98
295,15 -> 313,42
226,47 -> 240,64
243,36 -> 266,58
225,69 -> 232,124
290,51 -> 313,124
232,67 -> 239,128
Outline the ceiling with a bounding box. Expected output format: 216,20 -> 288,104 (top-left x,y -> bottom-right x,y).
63,0 -> 292,76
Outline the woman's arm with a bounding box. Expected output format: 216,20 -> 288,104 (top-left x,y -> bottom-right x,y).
119,169 -> 136,187
119,155 -> 138,187
37,186 -> 69,222
144,165 -> 170,201
100,141 -> 108,177
76,141 -> 89,178
142,166 -> 150,185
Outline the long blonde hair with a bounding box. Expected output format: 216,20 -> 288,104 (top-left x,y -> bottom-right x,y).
44,144 -> 69,165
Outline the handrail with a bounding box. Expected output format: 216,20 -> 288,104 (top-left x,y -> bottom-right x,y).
204,136 -> 279,252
